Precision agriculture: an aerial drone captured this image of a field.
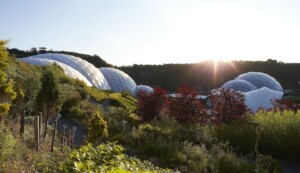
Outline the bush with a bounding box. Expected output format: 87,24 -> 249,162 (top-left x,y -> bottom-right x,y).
210,88 -> 248,124
60,142 -> 175,173
0,123 -> 17,162
169,85 -> 207,124
137,87 -> 169,122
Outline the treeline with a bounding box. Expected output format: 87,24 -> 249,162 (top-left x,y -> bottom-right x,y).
8,47 -> 112,68
120,59 -> 300,93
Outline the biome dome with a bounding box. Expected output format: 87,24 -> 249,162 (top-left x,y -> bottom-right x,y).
19,57 -> 92,86
236,72 -> 283,91
221,79 -> 257,92
135,85 -> 154,96
99,67 -> 137,94
24,53 -> 110,90
243,87 -> 284,112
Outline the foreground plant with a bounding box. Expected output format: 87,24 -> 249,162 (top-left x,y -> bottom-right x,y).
60,142 -> 176,173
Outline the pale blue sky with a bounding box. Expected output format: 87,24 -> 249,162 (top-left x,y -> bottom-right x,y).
1,0 -> 300,66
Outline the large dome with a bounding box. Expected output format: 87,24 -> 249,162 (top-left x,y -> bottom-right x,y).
236,72 -> 283,91
99,67 -> 137,94
25,53 -> 110,90
19,57 -> 92,86
135,85 -> 154,96
221,79 -> 257,92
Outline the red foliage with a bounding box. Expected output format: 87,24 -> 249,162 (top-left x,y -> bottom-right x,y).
272,98 -> 300,112
136,87 -> 169,122
169,85 -> 207,124
210,88 -> 248,124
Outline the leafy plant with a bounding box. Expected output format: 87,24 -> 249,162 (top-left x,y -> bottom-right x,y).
210,88 -> 248,124
137,87 -> 169,122
169,85 -> 207,124
60,142 -> 175,173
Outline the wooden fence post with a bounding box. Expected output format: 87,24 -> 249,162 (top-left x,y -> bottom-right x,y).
61,125 -> 67,150
34,116 -> 40,151
50,118 -> 58,152
39,112 -> 42,137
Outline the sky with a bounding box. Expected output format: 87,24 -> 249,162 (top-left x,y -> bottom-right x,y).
1,0 -> 300,66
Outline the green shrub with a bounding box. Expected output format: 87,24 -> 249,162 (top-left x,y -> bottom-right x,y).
60,142 -> 175,173
0,123 -> 17,162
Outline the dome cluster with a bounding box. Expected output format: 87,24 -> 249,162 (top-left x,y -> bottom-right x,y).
220,72 -> 284,112
221,72 -> 283,92
19,53 -> 153,96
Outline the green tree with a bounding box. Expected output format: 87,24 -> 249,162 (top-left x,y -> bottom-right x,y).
0,40 -> 16,118
36,66 -> 63,138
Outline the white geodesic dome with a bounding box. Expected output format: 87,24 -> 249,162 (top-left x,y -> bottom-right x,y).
135,85 -> 154,96
25,53 -> 110,90
221,79 -> 257,92
236,72 -> 283,92
243,87 -> 284,112
99,67 -> 137,94
19,57 -> 92,86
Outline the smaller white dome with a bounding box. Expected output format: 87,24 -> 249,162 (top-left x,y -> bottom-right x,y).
135,85 -> 154,96
221,79 -> 257,92
99,67 -> 137,94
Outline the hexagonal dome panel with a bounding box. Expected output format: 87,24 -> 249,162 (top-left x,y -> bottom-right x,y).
99,67 -> 137,94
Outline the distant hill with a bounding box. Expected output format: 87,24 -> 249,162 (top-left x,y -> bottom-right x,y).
8,48 -> 112,68
120,60 -> 300,94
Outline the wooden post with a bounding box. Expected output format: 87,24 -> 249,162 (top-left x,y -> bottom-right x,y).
255,125 -> 260,160
68,129 -> 72,147
50,119 -> 58,152
34,116 -> 40,151
83,135 -> 87,146
72,127 -> 77,148
20,110 -> 25,137
61,125 -> 67,150
39,112 -> 42,137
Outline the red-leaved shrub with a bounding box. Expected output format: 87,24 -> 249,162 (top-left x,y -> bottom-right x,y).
136,87 -> 169,122
169,85 -> 207,124
272,98 -> 300,112
210,88 -> 248,124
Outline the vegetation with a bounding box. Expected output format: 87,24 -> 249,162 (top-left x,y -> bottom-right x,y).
2,43 -> 300,172
61,142 -> 174,173
215,110 -> 300,162
0,41 -> 16,115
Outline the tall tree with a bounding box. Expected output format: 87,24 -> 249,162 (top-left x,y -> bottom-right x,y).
36,66 -> 63,138
0,40 -> 16,119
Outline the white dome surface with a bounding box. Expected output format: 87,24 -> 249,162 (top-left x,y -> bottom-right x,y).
221,79 -> 257,92
99,67 -> 137,94
19,57 -> 92,86
26,53 -> 110,90
135,85 -> 154,96
244,87 -> 284,112
236,72 -> 283,91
